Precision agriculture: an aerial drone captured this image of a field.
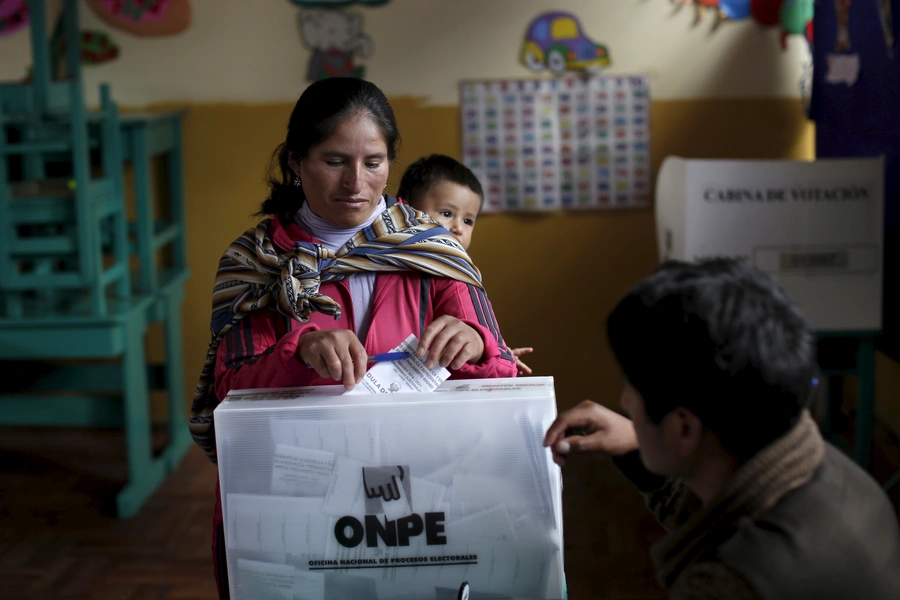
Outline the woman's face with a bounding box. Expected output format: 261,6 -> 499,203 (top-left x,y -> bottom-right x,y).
290,113 -> 389,229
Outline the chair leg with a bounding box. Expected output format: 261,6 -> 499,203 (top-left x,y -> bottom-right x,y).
116,311 -> 165,518
161,288 -> 191,472
855,338 -> 875,471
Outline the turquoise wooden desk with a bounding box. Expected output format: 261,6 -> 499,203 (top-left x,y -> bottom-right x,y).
0,276 -> 190,518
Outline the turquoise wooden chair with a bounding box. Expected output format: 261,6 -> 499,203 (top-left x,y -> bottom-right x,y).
0,82 -> 130,318
0,0 -> 191,518
0,0 -> 130,319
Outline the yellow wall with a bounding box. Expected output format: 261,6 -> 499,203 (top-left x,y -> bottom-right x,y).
151,99 -> 835,599
145,93 -> 900,440
155,96 -> 816,419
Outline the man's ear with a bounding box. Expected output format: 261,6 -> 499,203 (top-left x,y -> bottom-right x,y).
669,406 -> 704,459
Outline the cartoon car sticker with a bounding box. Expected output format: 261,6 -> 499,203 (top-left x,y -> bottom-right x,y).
520,11 -> 611,75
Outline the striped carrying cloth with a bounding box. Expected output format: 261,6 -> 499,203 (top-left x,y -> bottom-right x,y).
189,202 -> 482,461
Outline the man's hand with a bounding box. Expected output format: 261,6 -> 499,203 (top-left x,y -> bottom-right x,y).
543,400 -> 639,467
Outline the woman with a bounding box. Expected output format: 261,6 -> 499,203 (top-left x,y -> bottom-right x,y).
189,77 -> 517,597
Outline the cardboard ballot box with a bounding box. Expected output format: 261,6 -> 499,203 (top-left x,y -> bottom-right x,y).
215,377 -> 565,600
655,156 -> 884,331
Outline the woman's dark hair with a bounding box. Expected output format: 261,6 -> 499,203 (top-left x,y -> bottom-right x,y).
606,258 -> 818,461
259,77 -> 401,224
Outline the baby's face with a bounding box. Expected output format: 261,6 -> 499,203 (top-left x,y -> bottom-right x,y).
414,181 -> 481,251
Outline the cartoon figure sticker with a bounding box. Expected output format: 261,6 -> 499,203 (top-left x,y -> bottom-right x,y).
669,0 -> 733,27
778,0 -> 814,48
834,0 -> 852,51
826,0 -> 859,86
750,0 -> 783,25
55,30 -> 120,67
0,0 -> 28,38
48,10 -> 119,78
298,9 -> 373,81
720,0 -> 753,20
877,0 -> 894,56
289,0 -> 390,6
665,1 -> 813,52
520,11 -> 610,75
85,0 -> 192,37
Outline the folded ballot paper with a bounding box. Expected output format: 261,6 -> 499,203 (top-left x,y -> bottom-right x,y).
345,334 -> 451,396
215,376 -> 565,600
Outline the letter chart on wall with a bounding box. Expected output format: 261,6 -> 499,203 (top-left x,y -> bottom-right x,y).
460,75 -> 651,213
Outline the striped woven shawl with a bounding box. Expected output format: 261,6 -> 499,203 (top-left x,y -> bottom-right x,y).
189,202 -> 482,461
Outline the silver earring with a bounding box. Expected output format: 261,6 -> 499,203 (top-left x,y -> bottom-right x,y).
293,176 -> 302,187
383,183 -> 387,189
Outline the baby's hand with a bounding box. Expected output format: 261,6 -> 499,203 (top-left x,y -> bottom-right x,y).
511,347 -> 533,376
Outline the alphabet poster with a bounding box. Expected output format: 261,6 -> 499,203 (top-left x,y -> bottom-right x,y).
460,75 -> 652,213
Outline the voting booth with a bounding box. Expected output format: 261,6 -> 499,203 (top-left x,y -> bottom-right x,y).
655,156 -> 885,331
215,377 -> 565,600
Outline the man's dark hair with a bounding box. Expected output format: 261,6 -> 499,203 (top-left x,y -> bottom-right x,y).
607,258 -> 818,460
397,154 -> 484,211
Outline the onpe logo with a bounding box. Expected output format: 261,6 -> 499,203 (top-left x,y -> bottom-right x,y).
362,465 -> 411,513
334,465 -> 447,548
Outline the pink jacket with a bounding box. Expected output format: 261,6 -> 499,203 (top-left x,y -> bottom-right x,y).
213,217 -> 517,400
209,213 -> 516,597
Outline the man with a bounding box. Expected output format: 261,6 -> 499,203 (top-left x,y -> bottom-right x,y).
544,258 -> 900,599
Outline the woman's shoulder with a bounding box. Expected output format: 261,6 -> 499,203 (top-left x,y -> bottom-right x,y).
266,215 -> 315,250
220,216 -> 316,256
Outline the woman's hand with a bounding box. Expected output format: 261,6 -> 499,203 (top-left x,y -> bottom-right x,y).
297,329 -> 367,391
543,400 -> 639,467
418,315 -> 485,370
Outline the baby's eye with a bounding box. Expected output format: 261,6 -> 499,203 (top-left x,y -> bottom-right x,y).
439,210 -> 452,218
463,219 -> 474,226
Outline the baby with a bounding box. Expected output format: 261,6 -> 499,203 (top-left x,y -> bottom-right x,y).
398,154 -> 533,375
